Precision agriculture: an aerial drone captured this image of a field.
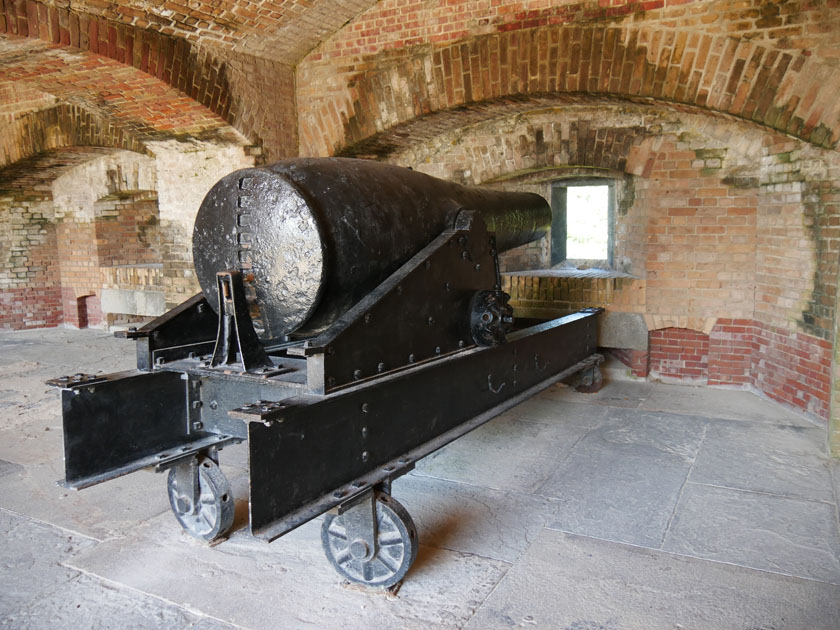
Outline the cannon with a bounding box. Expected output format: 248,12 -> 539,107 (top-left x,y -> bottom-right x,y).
50,158 -> 603,588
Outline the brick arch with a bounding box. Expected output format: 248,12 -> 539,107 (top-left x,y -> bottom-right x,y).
0,0 -> 296,156
374,101 -> 772,188
0,36 -> 246,146
307,24 -> 840,156
394,108 -> 649,185
0,146 -> 148,330
0,103 -> 147,168
0,2 -> 234,130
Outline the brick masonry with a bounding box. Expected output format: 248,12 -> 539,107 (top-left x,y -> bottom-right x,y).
0,0 -> 298,159
646,320 -> 831,419
608,347 -> 651,378
0,143 -> 250,329
0,38 -> 239,143
298,0 -> 840,157
0,147 -> 114,329
650,326 -> 709,382
412,102 -> 838,427
0,103 -> 148,168
17,0 -> 380,65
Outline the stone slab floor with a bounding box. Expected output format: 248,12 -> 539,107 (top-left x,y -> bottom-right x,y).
1,328 -> 839,629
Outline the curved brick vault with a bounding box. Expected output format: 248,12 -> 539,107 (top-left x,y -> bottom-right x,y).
381,101 -> 771,186
0,0 -> 297,158
0,36 -> 245,145
1,102 -> 149,167
301,23 -> 840,157
337,93 -> 778,168
5,0 -> 381,65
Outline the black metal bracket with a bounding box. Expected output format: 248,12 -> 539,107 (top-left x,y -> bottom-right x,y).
172,456 -> 201,510
113,293 -> 219,371
211,271 -> 272,373
300,211 -> 501,393
337,489 -> 380,561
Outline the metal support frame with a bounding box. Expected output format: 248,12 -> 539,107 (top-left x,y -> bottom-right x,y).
211,271 -> 272,373
51,212 -> 605,587
239,310 -> 602,540
338,490 -> 380,563
172,456 -> 201,511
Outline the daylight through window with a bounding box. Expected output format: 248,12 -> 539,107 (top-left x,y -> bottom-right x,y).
566,185 -> 609,260
550,180 -> 614,268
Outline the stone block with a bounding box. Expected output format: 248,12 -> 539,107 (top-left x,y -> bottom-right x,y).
99,287 -> 165,317
598,310 -> 648,350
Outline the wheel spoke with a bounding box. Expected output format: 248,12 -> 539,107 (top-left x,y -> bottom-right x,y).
362,560 -> 372,582
379,520 -> 396,535
379,534 -> 404,546
328,527 -> 347,541
375,554 -> 397,574
334,548 -> 352,566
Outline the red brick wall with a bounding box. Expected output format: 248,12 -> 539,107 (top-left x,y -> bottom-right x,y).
0,149 -> 111,330
648,320 -> 831,419
609,347 -> 650,378
0,147 -> 161,330
708,318 -> 753,386
650,327 -> 710,381
56,219 -> 100,327
643,139 -> 758,321
0,287 -> 62,329
754,323 -> 832,419
94,194 -> 159,267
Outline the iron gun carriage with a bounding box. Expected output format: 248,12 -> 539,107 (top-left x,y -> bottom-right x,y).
50,158 -> 603,588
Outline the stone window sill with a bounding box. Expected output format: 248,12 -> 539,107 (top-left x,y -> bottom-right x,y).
502,268 -> 638,279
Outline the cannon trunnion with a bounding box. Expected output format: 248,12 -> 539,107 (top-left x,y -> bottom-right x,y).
51,158 -> 603,589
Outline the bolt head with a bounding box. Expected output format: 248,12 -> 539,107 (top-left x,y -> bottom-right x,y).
349,540 -> 370,560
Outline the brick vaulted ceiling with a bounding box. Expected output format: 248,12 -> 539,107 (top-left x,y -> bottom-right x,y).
2,0 -> 840,158
0,0 -> 386,157
22,0 -> 382,65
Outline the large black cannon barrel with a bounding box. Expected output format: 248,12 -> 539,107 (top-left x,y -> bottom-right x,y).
193,158 -> 550,339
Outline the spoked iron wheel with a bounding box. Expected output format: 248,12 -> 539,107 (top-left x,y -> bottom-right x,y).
167,456 -> 234,542
321,491 -> 418,588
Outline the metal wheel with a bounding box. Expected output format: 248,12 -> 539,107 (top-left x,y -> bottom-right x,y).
321,491 -> 418,588
167,456 -> 234,542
